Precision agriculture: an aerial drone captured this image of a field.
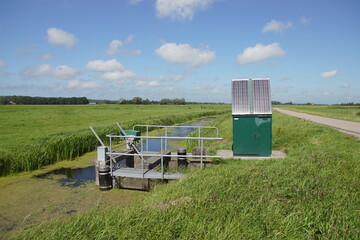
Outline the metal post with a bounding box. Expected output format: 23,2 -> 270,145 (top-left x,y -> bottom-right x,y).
109,135 -> 113,177
198,126 -> 201,147
161,137 -> 164,179
200,138 -> 203,169
146,126 -> 149,152
165,127 -> 168,150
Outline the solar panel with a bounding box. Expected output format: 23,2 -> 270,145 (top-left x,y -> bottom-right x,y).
232,80 -> 250,114
232,78 -> 271,115
253,79 -> 271,114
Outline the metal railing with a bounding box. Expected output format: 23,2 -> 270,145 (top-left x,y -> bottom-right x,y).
105,123 -> 222,179
133,124 -> 219,152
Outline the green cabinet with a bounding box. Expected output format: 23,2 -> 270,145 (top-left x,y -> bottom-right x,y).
232,115 -> 272,156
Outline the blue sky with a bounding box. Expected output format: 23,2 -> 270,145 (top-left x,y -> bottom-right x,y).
0,0 -> 359,104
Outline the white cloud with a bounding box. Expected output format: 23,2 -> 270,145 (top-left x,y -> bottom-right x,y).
129,0 -> 142,4
132,49 -> 142,55
156,43 -> 215,66
47,28 -> 77,48
237,43 -> 286,65
320,70 -> 338,78
262,20 -> 293,33
66,80 -> 100,89
300,16 -> 311,25
148,80 -> 160,86
156,0 -> 216,20
103,70 -> 135,82
158,74 -> 183,82
340,83 -> 350,88
106,40 -> 123,55
125,35 -> 134,43
0,60 -> 5,68
86,59 -> 125,72
39,53 -> 54,60
22,64 -> 78,79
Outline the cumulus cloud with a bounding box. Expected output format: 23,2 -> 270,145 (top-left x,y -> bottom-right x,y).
125,35 -> 134,43
103,70 -> 135,82
156,0 -> 216,20
237,43 -> 286,65
135,80 -> 160,87
300,16 -> 311,25
106,40 -> 123,55
156,43 -> 215,67
340,83 -> 350,88
47,28 -> 77,48
66,79 -> 100,89
86,59 -> 125,72
0,60 -> 5,68
38,53 -> 54,60
159,74 -> 183,82
22,64 -> 78,79
129,0 -> 142,4
320,70 -> 338,78
262,20 -> 293,33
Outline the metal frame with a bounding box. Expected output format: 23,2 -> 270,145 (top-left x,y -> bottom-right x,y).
104,123 -> 222,180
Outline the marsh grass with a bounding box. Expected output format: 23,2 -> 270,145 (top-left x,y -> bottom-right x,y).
13,111 -> 360,239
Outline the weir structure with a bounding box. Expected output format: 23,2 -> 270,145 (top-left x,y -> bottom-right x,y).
90,122 -> 222,190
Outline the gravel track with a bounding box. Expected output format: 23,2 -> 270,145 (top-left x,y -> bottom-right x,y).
274,108 -> 360,139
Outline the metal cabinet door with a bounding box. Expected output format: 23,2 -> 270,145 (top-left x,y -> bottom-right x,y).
233,116 -> 260,155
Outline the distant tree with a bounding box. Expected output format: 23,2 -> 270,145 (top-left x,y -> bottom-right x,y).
118,98 -> 127,104
0,96 -> 9,105
160,98 -> 172,105
132,97 -> 143,104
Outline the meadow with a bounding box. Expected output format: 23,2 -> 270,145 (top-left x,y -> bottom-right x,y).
277,105 -> 360,122
12,110 -> 360,239
0,104 -> 230,176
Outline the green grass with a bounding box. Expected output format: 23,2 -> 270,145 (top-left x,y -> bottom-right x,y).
276,105 -> 360,122
0,104 -> 230,176
13,111 -> 360,239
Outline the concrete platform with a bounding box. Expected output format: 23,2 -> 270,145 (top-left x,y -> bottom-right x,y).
216,150 -> 287,160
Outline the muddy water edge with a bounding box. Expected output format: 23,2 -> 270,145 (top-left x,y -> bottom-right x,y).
0,117 -> 215,239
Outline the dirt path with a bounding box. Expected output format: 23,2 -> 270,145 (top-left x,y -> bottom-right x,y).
274,108 -> 360,139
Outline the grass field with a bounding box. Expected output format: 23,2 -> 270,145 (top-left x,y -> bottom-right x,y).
276,105 -> 360,122
0,104 -> 230,176
12,111 -> 360,239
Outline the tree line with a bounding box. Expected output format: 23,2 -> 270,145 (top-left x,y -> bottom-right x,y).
0,96 -> 89,105
117,97 -> 186,105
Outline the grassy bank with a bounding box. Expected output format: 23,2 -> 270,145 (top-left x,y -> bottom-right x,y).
13,111 -> 360,239
276,105 -> 360,122
0,104 -> 229,176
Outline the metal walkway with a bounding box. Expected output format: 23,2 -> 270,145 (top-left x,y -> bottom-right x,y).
113,168 -> 184,180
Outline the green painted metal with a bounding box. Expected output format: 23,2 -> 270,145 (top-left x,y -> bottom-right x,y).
120,129 -> 140,140
232,115 -> 272,156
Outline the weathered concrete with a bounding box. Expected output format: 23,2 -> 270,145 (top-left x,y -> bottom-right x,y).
274,107 -> 360,139
217,149 -> 287,160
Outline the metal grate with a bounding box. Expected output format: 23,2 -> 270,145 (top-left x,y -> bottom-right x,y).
232,80 -> 250,114
253,79 -> 271,114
